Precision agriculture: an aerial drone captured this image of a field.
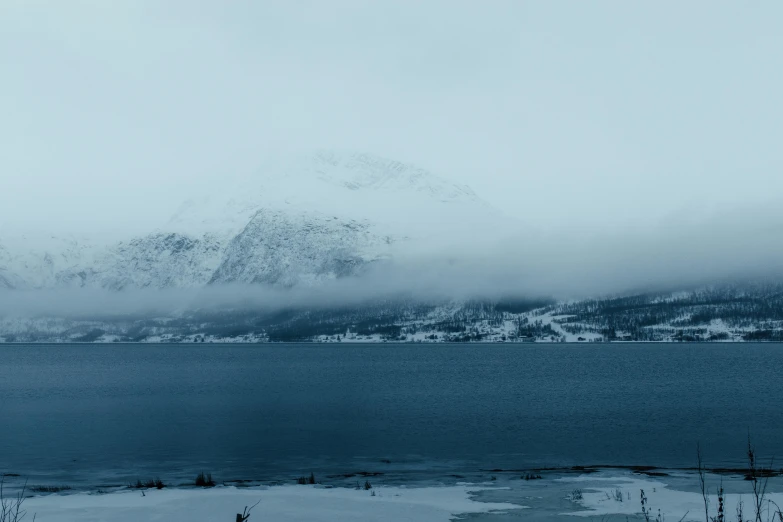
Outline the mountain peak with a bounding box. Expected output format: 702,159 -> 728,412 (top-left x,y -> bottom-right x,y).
168,150 -> 496,237
1,150 -> 508,291
305,150 -> 481,203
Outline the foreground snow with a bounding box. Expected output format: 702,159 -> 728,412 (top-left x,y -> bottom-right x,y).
564,475 -> 783,521
18,470 -> 783,522
24,484 -> 523,522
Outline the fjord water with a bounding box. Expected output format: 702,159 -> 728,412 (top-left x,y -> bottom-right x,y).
1,343 -> 781,486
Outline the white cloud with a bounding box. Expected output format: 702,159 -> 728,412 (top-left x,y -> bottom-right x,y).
1,0 -> 782,236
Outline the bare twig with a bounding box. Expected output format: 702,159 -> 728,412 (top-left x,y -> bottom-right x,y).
716,481 -> 724,522
235,498 -> 261,522
641,489 -> 652,522
747,433 -> 772,522
767,499 -> 783,522
697,443 -> 709,522
1,477 -> 32,522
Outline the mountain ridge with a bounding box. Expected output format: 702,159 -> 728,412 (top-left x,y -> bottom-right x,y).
0,150 -> 503,291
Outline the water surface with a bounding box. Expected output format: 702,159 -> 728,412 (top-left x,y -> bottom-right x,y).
1,343 -> 781,486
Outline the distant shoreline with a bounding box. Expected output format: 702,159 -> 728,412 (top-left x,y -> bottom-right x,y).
0,465 -> 771,494
2,340 -> 783,345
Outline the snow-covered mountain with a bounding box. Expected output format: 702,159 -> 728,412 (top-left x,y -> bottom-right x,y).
0,234 -> 98,289
0,151 -> 504,291
5,150 -> 783,344
167,150 -> 496,240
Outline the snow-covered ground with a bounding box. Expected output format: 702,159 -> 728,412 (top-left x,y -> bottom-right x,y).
19,470 -> 783,521
21,484 -> 523,522
564,473 -> 783,521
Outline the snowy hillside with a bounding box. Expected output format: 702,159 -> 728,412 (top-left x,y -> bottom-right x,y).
3,284 -> 783,343
0,234 -> 98,289
0,151 -> 503,291
209,209 -> 392,287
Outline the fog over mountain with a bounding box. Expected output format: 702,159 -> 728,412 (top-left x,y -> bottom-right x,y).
1,2 -> 782,342
2,151 -> 782,343
1,150 -> 780,299
1,149 -> 782,345
0,151 -> 501,291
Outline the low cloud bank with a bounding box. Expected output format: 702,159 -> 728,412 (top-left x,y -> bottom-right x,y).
1,206 -> 782,318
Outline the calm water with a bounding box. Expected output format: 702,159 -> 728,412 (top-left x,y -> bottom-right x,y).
1,343 -> 781,486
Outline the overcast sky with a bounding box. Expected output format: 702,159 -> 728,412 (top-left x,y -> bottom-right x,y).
2,0 -> 782,236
